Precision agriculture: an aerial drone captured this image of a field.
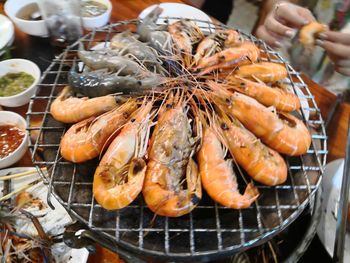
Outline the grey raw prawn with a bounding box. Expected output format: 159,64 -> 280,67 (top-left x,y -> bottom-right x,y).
110,31 -> 167,75
78,44 -> 147,76
68,68 -> 165,97
137,7 -> 173,54
111,31 -> 160,63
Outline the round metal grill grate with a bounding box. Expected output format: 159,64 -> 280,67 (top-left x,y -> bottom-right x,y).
27,19 -> 327,261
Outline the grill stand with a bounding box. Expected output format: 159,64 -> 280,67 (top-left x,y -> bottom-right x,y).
26,19 -> 327,261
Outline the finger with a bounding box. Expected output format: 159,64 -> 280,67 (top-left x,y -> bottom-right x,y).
265,15 -> 296,38
335,59 -> 350,68
297,8 -> 316,24
318,31 -> 350,45
256,26 -> 282,48
335,66 -> 350,76
276,4 -> 311,28
316,40 -> 350,58
327,53 -> 343,64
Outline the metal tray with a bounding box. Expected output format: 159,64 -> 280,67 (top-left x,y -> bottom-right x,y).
26,19 -> 327,261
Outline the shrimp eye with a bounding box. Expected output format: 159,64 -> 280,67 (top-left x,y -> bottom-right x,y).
191,194 -> 201,205
225,98 -> 231,104
131,118 -> 136,122
131,159 -> 146,175
240,82 -> 245,86
166,103 -> 173,109
221,123 -> 229,130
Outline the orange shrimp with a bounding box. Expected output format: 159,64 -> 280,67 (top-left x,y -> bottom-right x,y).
193,29 -> 241,65
197,114 -> 259,207
209,85 -> 311,156
143,92 -> 202,217
195,42 -> 260,75
93,100 -> 154,210
168,20 -> 204,68
222,76 -> 301,112
60,100 -> 137,163
299,22 -> 328,48
216,111 -> 287,185
50,86 -> 118,123
235,62 -> 287,83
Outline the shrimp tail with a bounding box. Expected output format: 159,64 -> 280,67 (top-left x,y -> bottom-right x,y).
242,183 -> 259,201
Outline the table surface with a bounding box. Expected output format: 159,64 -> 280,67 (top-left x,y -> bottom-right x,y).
1,0 -> 349,262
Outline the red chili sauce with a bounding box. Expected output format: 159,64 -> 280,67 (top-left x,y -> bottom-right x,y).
0,124 -> 25,159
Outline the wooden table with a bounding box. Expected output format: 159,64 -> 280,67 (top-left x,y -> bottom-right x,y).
1,0 -> 349,262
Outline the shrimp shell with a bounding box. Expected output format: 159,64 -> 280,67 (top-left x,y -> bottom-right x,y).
143,95 -> 201,217
223,76 -> 301,112
68,69 -> 164,97
235,62 -> 287,83
60,100 -> 137,163
299,22 -> 328,47
193,29 -> 241,65
217,114 -> 287,185
168,20 -> 204,67
195,42 -> 260,75
227,93 -> 311,156
198,126 -> 260,207
93,101 -> 153,210
94,158 -> 146,210
78,48 -> 146,76
50,86 -> 118,123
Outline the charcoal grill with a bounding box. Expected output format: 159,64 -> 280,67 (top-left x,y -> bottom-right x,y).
26,19 -> 327,261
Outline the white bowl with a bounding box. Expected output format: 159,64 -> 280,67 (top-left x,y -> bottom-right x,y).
82,0 -> 112,30
4,0 -> 48,37
139,3 -> 213,32
0,59 -> 41,107
0,14 -> 15,53
0,111 -> 28,169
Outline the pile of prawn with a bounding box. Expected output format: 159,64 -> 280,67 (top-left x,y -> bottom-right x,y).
50,7 -> 312,217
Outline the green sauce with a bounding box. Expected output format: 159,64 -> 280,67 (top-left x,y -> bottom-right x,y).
81,1 -> 108,17
0,72 -> 34,97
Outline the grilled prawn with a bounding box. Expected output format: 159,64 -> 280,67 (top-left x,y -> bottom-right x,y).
235,62 -> 287,83
216,111 -> 287,186
93,100 -> 154,210
195,42 -> 260,75
215,76 -> 301,112
193,29 -> 241,65
60,100 -> 137,163
197,111 -> 260,207
50,86 -> 118,123
143,92 -> 202,217
168,20 -> 204,67
299,22 -> 328,48
209,84 -> 311,156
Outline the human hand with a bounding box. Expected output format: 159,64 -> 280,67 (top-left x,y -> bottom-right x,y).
256,1 -> 316,48
316,31 -> 350,76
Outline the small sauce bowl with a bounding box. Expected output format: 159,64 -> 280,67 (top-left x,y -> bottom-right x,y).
0,111 -> 28,169
0,59 -> 41,107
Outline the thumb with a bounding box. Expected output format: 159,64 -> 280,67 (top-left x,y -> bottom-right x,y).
276,4 -> 314,28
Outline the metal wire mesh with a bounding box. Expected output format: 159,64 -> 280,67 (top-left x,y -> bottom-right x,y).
26,19 -> 327,261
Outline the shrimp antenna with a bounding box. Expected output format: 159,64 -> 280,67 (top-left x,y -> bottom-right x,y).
99,122 -> 128,160
214,106 -> 254,186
